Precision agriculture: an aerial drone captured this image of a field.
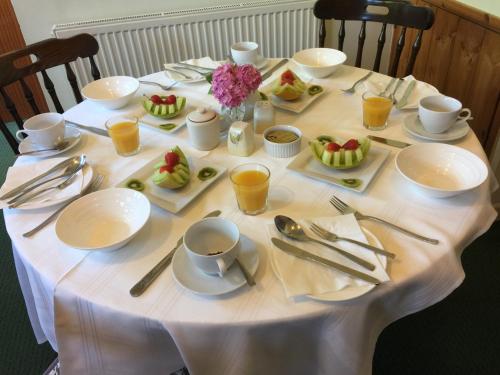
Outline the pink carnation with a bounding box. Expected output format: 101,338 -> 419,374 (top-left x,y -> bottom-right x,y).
211,63 -> 262,108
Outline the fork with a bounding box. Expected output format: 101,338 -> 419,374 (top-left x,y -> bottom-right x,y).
342,71 -> 373,94
163,67 -> 191,79
309,223 -> 396,258
139,80 -> 177,91
22,174 -> 104,237
329,195 -> 439,245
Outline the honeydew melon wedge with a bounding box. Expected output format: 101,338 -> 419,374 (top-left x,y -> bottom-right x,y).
309,137 -> 371,170
143,96 -> 187,119
151,146 -> 190,189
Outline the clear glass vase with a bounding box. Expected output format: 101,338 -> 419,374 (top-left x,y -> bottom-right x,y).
220,91 -> 259,133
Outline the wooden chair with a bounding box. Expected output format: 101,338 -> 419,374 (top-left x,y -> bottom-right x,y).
313,0 -> 434,76
0,33 -> 100,153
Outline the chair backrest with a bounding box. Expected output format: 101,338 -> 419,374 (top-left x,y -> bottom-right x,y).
0,33 -> 100,153
313,0 -> 434,76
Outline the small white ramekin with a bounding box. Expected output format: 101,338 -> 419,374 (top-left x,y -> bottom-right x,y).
263,125 -> 302,158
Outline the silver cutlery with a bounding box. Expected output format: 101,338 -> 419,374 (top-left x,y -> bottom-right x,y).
129,209 -> 222,297
342,71 -> 373,94
66,122 -> 109,137
329,195 -> 439,245
234,258 -> 256,286
0,156 -> 80,200
367,135 -> 411,148
395,80 -> 416,109
163,67 -> 191,79
274,215 -> 376,271
390,78 -> 405,103
138,80 -> 178,91
22,173 -> 104,237
171,65 -> 208,77
175,62 -> 215,72
271,238 -> 381,284
261,58 -> 289,81
309,222 -> 396,259
17,139 -> 71,157
6,155 -> 86,205
379,77 -> 396,97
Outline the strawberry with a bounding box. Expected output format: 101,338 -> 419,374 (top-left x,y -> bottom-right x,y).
165,95 -> 177,105
151,95 -> 162,105
326,142 -> 342,152
159,164 -> 174,174
165,151 -> 180,166
281,70 -> 295,85
342,139 -> 360,150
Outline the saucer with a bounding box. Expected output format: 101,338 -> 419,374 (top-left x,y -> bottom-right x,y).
403,113 -> 470,142
18,127 -> 81,158
172,234 -> 259,296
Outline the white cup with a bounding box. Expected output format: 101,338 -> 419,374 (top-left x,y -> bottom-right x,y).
231,41 -> 259,65
418,96 -> 472,134
184,217 -> 240,277
16,113 -> 65,147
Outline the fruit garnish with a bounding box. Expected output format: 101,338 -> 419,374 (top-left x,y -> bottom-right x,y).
152,146 -> 190,189
143,95 -> 186,119
159,165 -> 174,173
272,70 -> 306,101
308,85 -> 323,96
343,139 -> 360,150
165,151 -> 180,166
151,95 -> 162,105
197,167 -> 217,181
316,135 -> 334,144
165,95 -> 176,105
281,70 -> 295,85
159,123 -> 176,131
125,179 -> 145,191
326,142 -> 341,152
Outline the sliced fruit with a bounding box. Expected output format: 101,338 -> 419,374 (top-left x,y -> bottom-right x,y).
308,85 -> 323,96
309,136 -> 371,169
125,179 -> 145,191
272,70 -> 306,101
197,167 -> 217,181
143,95 -> 187,119
151,146 -> 190,189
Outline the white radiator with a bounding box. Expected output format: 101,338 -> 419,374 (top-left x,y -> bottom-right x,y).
52,0 -> 318,85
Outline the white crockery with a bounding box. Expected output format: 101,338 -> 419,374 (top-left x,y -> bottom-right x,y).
418,95 -> 472,134
16,113 -> 65,147
56,188 -> 150,251
186,107 -> 221,150
231,41 -> 259,65
81,76 -> 139,109
395,143 -> 488,198
263,125 -> 302,158
292,48 -> 347,78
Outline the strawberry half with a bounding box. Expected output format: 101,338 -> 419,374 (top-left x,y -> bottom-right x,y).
343,139 -> 360,150
326,142 -> 342,152
165,151 -> 180,167
160,165 -> 174,173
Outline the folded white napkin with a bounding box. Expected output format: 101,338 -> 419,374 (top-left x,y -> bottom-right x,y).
363,75 -> 440,109
164,57 -> 221,82
267,214 -> 390,299
0,158 -> 85,209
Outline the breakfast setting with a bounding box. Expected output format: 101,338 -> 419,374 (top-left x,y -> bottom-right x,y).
1,2 -> 498,372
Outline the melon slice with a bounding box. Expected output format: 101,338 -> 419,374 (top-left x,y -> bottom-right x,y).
309,136 -> 371,169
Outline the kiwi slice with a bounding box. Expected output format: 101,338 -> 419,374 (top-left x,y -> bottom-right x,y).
126,179 -> 145,191
159,123 -> 176,131
316,135 -> 334,144
308,85 -> 323,96
197,167 -> 217,181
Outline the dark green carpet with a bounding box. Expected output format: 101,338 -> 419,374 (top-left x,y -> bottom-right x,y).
0,121 -> 498,374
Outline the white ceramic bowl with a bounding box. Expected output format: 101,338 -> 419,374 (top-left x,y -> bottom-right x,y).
56,188 -> 150,251
395,143 -> 488,198
81,76 -> 139,109
292,48 -> 347,78
263,125 -> 302,158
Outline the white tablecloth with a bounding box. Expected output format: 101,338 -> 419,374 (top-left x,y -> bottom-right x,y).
4,62 -> 497,375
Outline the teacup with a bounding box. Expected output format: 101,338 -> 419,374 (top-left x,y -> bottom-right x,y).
418,96 -> 472,134
231,41 -> 259,65
16,113 -> 65,147
184,217 -> 240,277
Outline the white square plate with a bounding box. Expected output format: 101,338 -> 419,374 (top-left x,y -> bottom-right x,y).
138,106 -> 191,134
115,154 -> 226,213
286,142 -> 390,192
259,81 -> 326,113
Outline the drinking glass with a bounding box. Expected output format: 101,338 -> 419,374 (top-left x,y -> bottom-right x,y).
362,92 -> 393,130
105,115 -> 140,156
230,163 -> 270,215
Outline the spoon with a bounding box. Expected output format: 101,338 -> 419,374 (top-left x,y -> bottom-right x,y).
17,138 -> 72,157
6,155 -> 86,205
274,215 -> 376,271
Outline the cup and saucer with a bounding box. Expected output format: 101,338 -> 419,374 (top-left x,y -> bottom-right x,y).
231,41 -> 267,70
403,95 -> 471,142
172,217 -> 259,296
17,113 -> 81,157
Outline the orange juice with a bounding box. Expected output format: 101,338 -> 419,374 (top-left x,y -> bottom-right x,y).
362,95 -> 392,130
230,165 -> 270,215
105,117 -> 140,156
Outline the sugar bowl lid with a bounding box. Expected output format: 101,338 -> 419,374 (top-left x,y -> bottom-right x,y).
188,107 -> 217,123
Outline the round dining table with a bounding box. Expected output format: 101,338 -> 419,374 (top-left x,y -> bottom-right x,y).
4,60 -> 497,375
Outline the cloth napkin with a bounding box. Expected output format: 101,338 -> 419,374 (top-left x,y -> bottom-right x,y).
164,56 -> 221,82
267,214 -> 390,299
363,75 -> 440,109
0,158 -> 85,209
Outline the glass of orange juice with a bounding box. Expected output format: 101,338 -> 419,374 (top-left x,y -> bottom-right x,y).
362,92 -> 393,130
230,163 -> 270,215
105,115 -> 140,156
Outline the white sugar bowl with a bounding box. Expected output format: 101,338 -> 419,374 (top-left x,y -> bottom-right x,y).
186,107 -> 221,151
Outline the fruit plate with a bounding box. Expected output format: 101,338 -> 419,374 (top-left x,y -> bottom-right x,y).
139,110 -> 188,134
115,153 -> 226,213
287,142 -> 390,192
259,81 -> 326,114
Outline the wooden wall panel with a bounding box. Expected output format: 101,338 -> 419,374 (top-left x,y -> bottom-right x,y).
411,0 -> 437,80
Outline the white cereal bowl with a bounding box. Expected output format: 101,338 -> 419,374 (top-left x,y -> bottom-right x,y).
56,188 -> 151,251
263,125 -> 302,158
395,143 -> 488,198
81,76 -> 139,109
292,48 -> 347,78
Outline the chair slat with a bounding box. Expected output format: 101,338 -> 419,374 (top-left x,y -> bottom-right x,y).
65,63 -> 83,103
41,70 -> 64,114
355,21 -> 366,68
89,56 -> 101,81
338,20 -> 346,51
373,23 -> 387,73
0,115 -> 20,154
20,78 -> 40,115
406,29 -> 423,77
0,87 -> 23,128
389,27 -> 407,77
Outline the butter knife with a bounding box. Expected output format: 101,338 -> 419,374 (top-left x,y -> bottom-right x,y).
66,121 -> 110,137
367,135 -> 411,148
176,62 -> 215,72
130,210 -> 222,297
395,80 -> 417,109
271,238 -> 381,284
261,58 -> 289,81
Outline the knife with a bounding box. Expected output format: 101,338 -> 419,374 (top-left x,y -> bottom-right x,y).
0,157 -> 77,200
367,135 -> 411,148
66,121 -> 110,137
271,238 -> 381,284
261,58 -> 289,81
129,210 -> 222,297
176,62 -> 215,72
395,80 -> 417,109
